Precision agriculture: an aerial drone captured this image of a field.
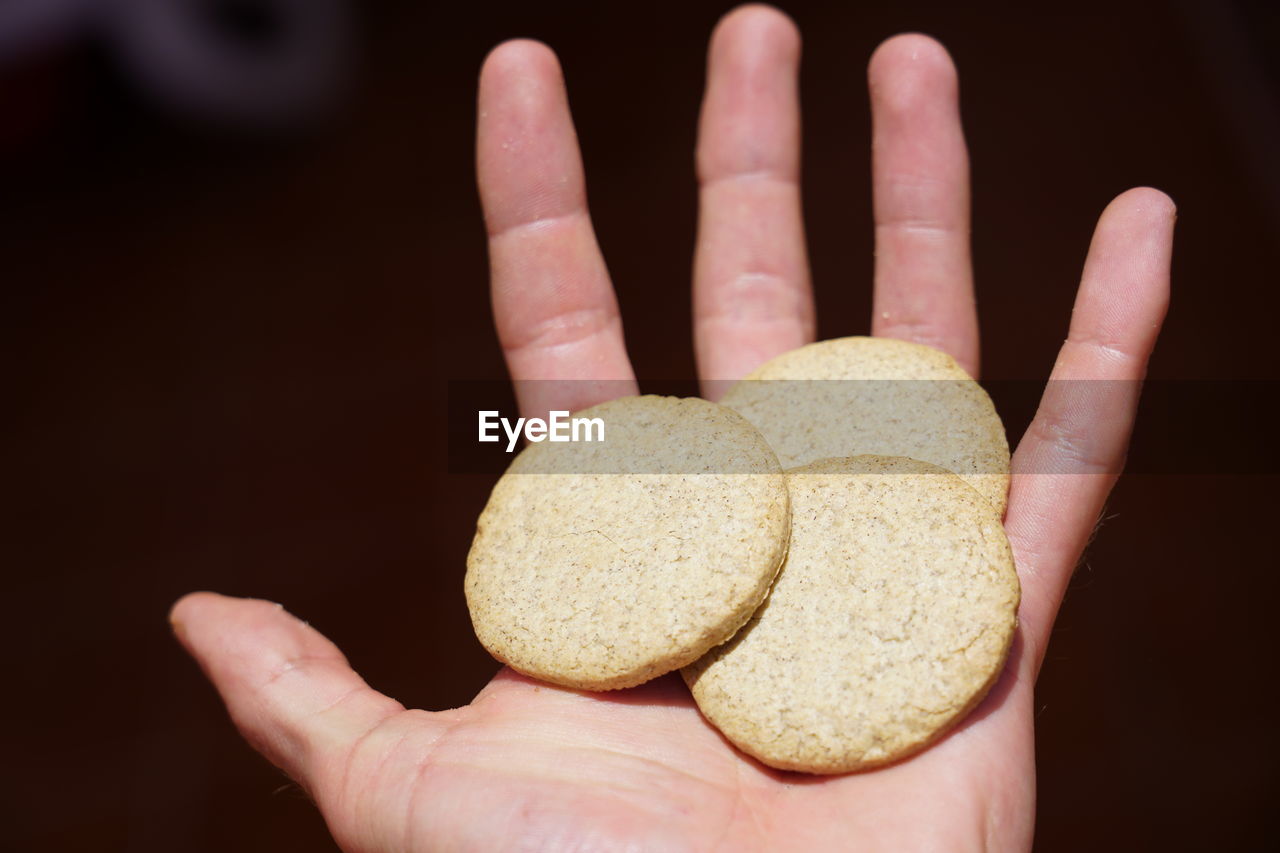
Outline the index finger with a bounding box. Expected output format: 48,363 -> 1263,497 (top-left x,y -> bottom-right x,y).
477,40 -> 637,418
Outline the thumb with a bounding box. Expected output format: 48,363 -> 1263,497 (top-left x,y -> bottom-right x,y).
170,592 -> 405,798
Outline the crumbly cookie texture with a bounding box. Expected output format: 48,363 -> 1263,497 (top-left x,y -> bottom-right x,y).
720,336 -> 1011,515
683,455 -> 1020,774
466,395 -> 791,691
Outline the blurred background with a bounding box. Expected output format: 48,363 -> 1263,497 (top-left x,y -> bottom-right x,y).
5,0 -> 1278,849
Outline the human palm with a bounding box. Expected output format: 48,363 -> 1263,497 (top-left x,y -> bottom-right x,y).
173,7 -> 1174,851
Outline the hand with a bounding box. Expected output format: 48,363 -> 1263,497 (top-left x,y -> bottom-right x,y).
171,6 -> 1174,850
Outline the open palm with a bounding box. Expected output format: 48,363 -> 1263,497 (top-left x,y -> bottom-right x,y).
172,6 -> 1174,851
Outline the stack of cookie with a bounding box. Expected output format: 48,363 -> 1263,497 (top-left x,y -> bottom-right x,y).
465,337 -> 1019,774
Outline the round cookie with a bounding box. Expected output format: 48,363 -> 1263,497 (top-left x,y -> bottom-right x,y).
683,455 -> 1020,774
466,395 -> 791,691
720,336 -> 1011,515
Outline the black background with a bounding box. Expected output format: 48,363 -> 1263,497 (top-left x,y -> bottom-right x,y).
5,0 -> 1278,849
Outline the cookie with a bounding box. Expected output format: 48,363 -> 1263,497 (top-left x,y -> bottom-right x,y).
683,455 -> 1020,774
466,395 -> 791,691
720,336 -> 1011,515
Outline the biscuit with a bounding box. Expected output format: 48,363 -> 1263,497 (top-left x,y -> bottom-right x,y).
720,336 -> 1011,515
683,455 -> 1020,774
466,395 -> 791,691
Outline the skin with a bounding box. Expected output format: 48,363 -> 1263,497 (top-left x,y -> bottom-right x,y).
170,6 -> 1175,851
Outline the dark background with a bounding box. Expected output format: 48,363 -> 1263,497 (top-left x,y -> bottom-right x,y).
6,0 -> 1278,849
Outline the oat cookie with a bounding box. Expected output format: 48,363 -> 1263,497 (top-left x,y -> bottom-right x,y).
466,395 -> 791,691
720,336 -> 1011,514
683,455 -> 1020,774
